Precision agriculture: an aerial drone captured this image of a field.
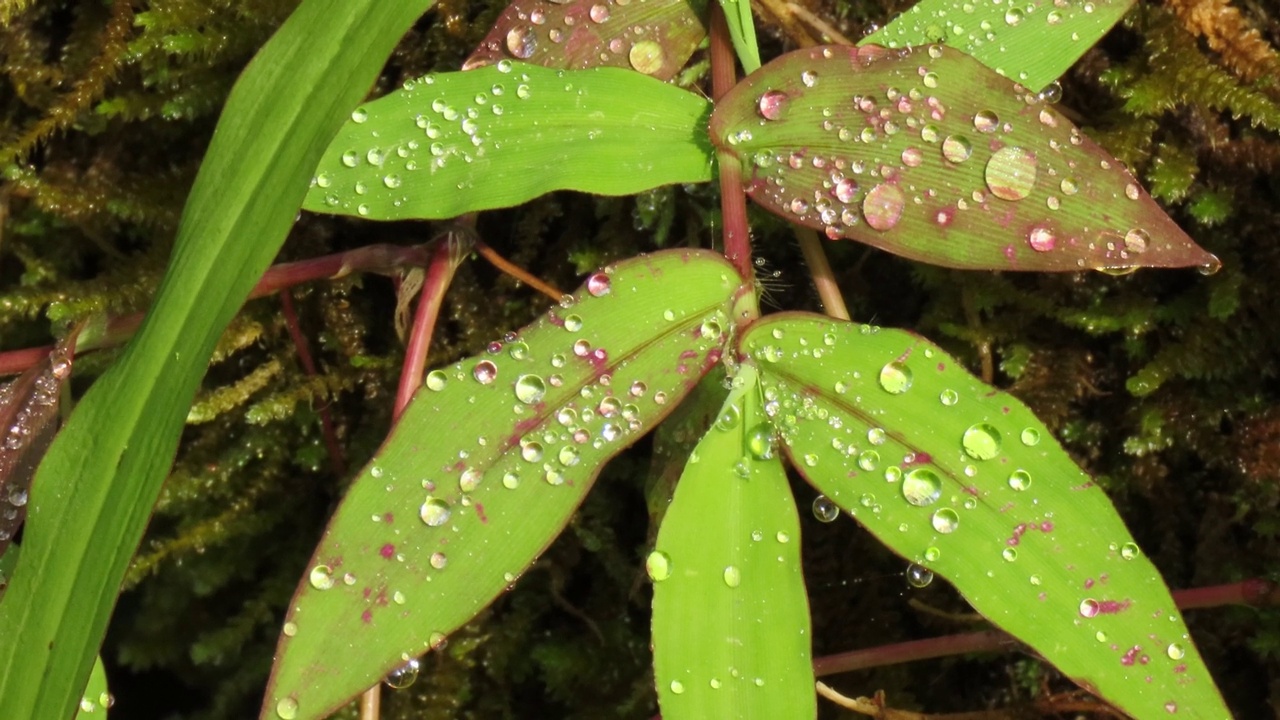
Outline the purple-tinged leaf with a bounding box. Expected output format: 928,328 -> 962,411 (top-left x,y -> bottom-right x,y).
0,334 -> 75,555
263,249 -> 751,720
464,0 -> 707,81
711,45 -> 1219,273
742,312 -> 1230,718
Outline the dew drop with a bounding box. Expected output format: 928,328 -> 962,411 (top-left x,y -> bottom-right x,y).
931,508 -> 960,533
669,680 -> 685,694
723,566 -> 742,588
757,89 -> 789,120
902,468 -> 942,506
962,423 -> 1002,460
1002,547 -> 1018,562
973,110 -> 999,132
801,70 -> 818,87
589,3 -> 610,21
384,658 -> 421,689
420,497 -> 451,526
867,427 -> 887,445
646,550 -> 672,581
563,314 -> 584,332
506,27 -> 536,59
586,272 -> 611,296
941,134 -> 972,163
1124,228 -> 1149,254
862,184 -> 905,231
521,441 -> 544,462
1019,428 -> 1040,446
1166,643 -> 1185,660
383,174 -> 401,189
716,404 -> 742,431
834,178 -> 859,203
1004,7 -> 1023,25
459,467 -> 482,492
430,552 -> 448,569
878,361 -> 913,394
473,360 -> 497,384
1120,542 -> 1140,560
309,565 -> 335,590
812,495 -> 840,522
557,445 -> 580,466
351,108 -> 368,123
1079,598 -> 1100,618
700,318 -> 723,339
857,450 -> 879,472
1060,177 -> 1079,195
341,150 -> 359,167
747,423 -> 776,460
515,374 -> 547,404
985,147 -> 1038,201
1008,469 -> 1032,491
1028,225 -> 1056,252
940,389 -> 959,406
426,370 -> 448,391
275,698 -> 299,719
502,471 -> 520,489
629,40 -> 664,75
906,564 -> 934,588
901,147 -> 924,167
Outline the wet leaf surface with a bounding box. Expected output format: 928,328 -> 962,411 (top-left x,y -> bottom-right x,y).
650,364 -> 815,719
711,45 -> 1218,272
464,0 -> 706,81
742,312 -> 1230,718
864,0 -> 1136,94
74,655 -> 111,720
303,63 -> 714,221
264,250 -> 750,720
645,367 -> 727,545
0,334 -> 75,557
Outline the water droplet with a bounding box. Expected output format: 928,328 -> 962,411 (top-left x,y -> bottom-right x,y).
521,441 -> 544,462
1002,547 -> 1018,562
430,551 -> 448,569
801,70 -> 818,87
1166,643 -> 1185,660
1120,542 -> 1140,560
589,3 -> 610,21
700,319 -> 723,339
1124,228 -> 1149,254
506,27 -> 536,59
276,698 -> 299,719
941,134 -> 972,163
646,550 -> 672,581
747,423 -> 775,460
973,110 -> 999,132
586,273 -> 611,296
906,564 -> 934,588
868,427 -> 887,445
502,471 -> 520,489
341,150 -> 359,168
940,389 -> 959,406
857,450 -> 879,471
1004,7 -> 1023,24
629,40 -> 664,75
1028,225 -> 1057,252
710,678 -> 722,689
429,632 -> 448,650
878,361 -> 913,394
757,89 -> 789,120
723,566 -> 742,587
862,184 -> 905,231
473,360 -> 497,384
459,467 -> 482,492
557,445 -> 580,466
669,680 -> 685,694
384,658 -> 420,689
813,495 -> 840,522
1079,598 -> 1100,618
563,314 -> 584,332
426,370 -> 448,391
962,423 -> 1002,460
8,488 -> 27,507
985,147 -> 1038,201
515,374 -> 547,404
716,404 -> 742,431
1008,469 -> 1031,491
834,178 -> 859,203
903,468 -> 942,506
901,147 -> 924,167
309,565 -> 335,590
884,466 -> 903,483
283,621 -> 298,636
420,497 -> 452,526
931,508 -> 959,533
351,108 -> 368,123
1019,428 -> 1040,446
776,530 -> 791,543
383,174 -> 401,189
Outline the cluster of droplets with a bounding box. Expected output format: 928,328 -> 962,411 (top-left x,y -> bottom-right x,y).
730,44 -> 1168,270
463,0 -> 674,77
0,350 -> 67,543
880,0 -> 1097,53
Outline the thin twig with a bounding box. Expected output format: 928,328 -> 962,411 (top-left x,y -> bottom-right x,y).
710,5 -> 755,280
279,290 -> 345,479
795,227 -> 851,320
395,232 -> 472,421
473,239 -> 564,301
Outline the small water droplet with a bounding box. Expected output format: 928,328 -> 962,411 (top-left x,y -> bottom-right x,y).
723,566 -> 742,587
589,3 -> 610,21
459,467 -> 482,492
940,389 -> 959,406
1166,643 -> 1185,660
430,552 -> 448,569
426,370 -> 448,391
473,360 -> 497,384
868,427 -> 887,445
813,495 -> 840,522
757,89 -> 789,120
941,134 -> 972,163
283,621 -> 298,637
629,40 -> 664,75
1028,225 -> 1057,252
515,374 -> 547,404
506,27 -> 536,59
1120,542 -> 1140,560
878,361 -> 913,394
309,565 -> 335,590
700,318 -> 723,340
1002,547 -> 1018,562
586,273 -> 611,296
1124,228 -> 1149,254
834,178 -> 859,203
906,563 -> 934,588
801,70 -> 818,87
420,497 -> 452,526
857,450 -> 879,472
275,698 -> 299,719
384,658 -> 420,689
716,404 -> 742,431
903,468 -> 942,506
1008,469 -> 1031,491
646,550 -> 672,581
1079,598 -> 1100,618
747,423 -> 776,460
931,508 -> 959,533
669,680 -> 685,694
1020,428 -> 1040,446
502,471 -> 520,489
962,423 -> 1002,460
563,314 -> 584,332
1004,7 -> 1023,24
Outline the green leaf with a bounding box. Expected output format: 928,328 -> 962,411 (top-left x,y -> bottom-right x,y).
265,249 -> 750,720
863,0 -> 1135,93
742,312 -> 1230,719
302,64 -> 714,221
0,1 -> 437,718
710,45 -> 1218,273
650,364 -> 814,719
717,0 -> 761,74
646,367 -> 727,545
464,0 -> 707,81
73,656 -> 110,720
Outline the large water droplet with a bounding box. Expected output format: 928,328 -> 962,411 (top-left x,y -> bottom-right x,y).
1166,643 -> 1185,660
757,89 -> 789,120
669,680 -> 685,694
747,422 -> 775,460
1120,542 -> 1140,560
1124,228 -> 1149,254
589,3 -> 610,22
515,374 -> 547,404
941,134 -> 972,163
902,468 -> 942,506
430,552 -> 448,569
716,404 -> 742,431
1079,598 -> 1100,618
812,495 -> 840,522
586,272 -> 611,296
723,566 -> 742,587
309,565 -> 335,590
985,147 -> 1038,201
420,497 -> 452,526
646,550 -> 672,581
931,508 -> 960,533
973,110 -> 999,132
906,564 -> 934,588
425,370 -> 448,391
962,423 -> 1002,460
878,361 -> 913,394
1008,469 -> 1031,491
275,697 -> 299,719
862,184 -> 905,231
384,658 -> 421,689
506,27 -> 536,59
1028,225 -> 1056,252
629,40 -> 664,75
473,360 -> 497,384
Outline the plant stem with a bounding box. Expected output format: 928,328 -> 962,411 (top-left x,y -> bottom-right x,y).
394,231 -> 472,422
473,239 -> 564,301
812,578 -> 1279,676
794,227 -> 851,320
709,4 -> 754,280
279,290 -> 345,478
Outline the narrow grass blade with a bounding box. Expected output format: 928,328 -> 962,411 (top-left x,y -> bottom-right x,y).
710,45 -> 1217,272
0,1 -> 437,718
742,312 -> 1230,718
651,364 -> 815,719
264,250 -> 750,720
303,63 -> 714,221
464,0 -> 707,81
863,0 -> 1136,94
717,0 -> 761,73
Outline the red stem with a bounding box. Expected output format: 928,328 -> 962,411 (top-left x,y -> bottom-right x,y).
279,290 -> 345,479
710,4 -> 754,280
394,233 -> 470,420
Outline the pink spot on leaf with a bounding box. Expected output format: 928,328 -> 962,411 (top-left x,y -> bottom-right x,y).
380,543 -> 395,559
